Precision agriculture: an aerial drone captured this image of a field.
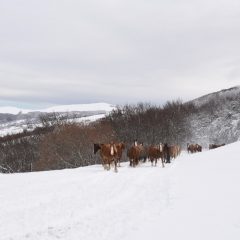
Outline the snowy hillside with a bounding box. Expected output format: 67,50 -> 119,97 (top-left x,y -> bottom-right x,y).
191,86 -> 240,107
1,142 -> 240,240
188,86 -> 240,147
0,103 -> 115,136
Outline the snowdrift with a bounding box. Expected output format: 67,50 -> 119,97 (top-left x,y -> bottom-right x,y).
1,141 -> 240,240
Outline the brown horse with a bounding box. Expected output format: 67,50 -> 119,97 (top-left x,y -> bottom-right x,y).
187,143 -> 202,153
115,142 -> 125,167
138,142 -> 148,163
187,143 -> 196,153
196,144 -> 202,152
169,145 -> 179,159
127,140 -> 142,167
148,143 -> 165,167
175,145 -> 181,156
94,143 -> 118,172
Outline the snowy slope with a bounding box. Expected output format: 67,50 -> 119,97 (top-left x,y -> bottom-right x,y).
1,142 -> 240,240
188,86 -> 240,146
191,86 -> 240,107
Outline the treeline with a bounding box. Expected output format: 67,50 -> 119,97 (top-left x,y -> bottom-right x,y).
103,100 -> 196,145
0,116 -> 115,173
0,101 -> 198,173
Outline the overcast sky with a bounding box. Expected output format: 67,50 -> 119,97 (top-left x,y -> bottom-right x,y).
0,0 -> 240,108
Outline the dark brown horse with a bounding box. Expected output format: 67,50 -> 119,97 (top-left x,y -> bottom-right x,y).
163,143 -> 171,163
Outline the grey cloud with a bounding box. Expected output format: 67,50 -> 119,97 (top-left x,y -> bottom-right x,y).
0,0 -> 240,106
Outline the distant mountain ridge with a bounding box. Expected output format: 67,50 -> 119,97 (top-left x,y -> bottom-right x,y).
0,103 -> 115,136
190,86 -> 240,107
0,103 -> 115,115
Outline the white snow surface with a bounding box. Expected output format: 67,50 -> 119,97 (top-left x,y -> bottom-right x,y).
0,103 -> 115,114
1,142 -> 240,240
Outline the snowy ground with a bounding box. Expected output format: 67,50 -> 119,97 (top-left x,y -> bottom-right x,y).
1,142 -> 240,240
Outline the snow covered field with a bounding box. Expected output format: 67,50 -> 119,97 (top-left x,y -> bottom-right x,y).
1,142 -> 240,240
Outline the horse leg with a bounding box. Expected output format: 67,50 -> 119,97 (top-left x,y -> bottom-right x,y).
136,158 -> 139,166
118,158 -> 121,167
134,158 -> 137,167
114,159 -> 118,173
102,158 -> 107,170
106,160 -> 110,171
161,157 -> 165,168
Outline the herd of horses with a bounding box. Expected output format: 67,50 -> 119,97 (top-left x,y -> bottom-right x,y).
187,143 -> 226,153
94,140 -> 181,172
209,143 -> 225,149
94,140 -> 226,172
187,143 -> 202,153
